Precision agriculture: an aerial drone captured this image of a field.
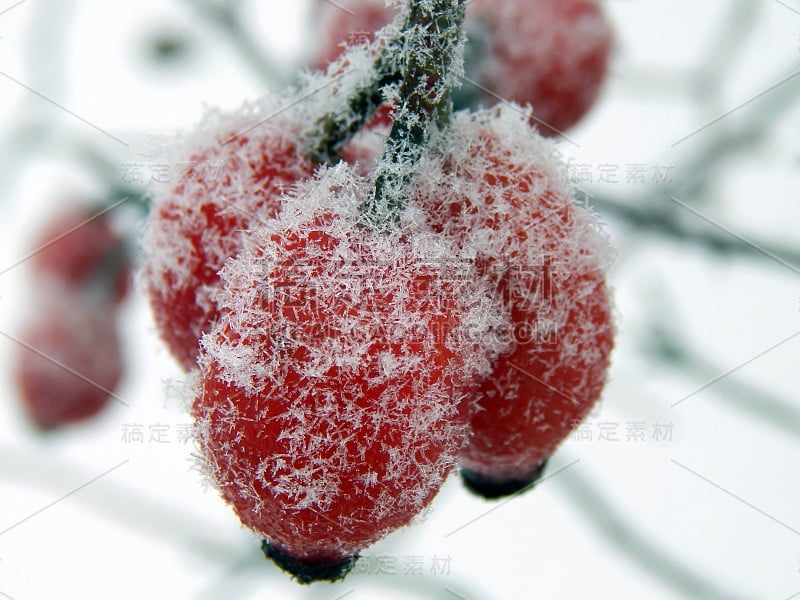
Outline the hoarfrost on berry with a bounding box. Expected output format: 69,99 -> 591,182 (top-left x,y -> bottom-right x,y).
412,104 -> 615,483
194,165 -> 509,561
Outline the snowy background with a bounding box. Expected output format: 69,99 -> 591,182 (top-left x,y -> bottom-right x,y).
1,1 -> 799,599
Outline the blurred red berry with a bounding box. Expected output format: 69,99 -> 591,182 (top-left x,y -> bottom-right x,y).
14,285 -> 123,430
467,0 -> 612,135
30,206 -> 130,304
312,0 -> 397,69
142,119 -> 315,371
413,105 -> 614,497
193,171 -> 502,580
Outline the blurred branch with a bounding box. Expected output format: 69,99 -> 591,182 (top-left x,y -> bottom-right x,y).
588,60 -> 800,271
0,445 -> 242,563
590,192 -> 800,271
0,123 -> 148,211
23,0 -> 75,106
0,0 -> 76,197
647,324 -> 800,436
691,0 -> 762,116
177,0 -> 289,88
192,549 -> 273,600
194,547 -> 492,600
616,0 -> 761,106
555,465 -> 752,600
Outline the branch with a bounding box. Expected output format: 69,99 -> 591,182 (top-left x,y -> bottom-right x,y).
177,0 -> 288,88
647,324 -> 800,436
365,0 -> 467,228
0,445 -> 243,563
590,193 -> 800,271
555,465 -> 751,600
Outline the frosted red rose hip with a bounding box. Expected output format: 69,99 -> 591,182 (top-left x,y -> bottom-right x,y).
141,116 -> 315,370
467,0 -> 612,135
412,105 -> 614,497
193,170 -> 504,580
312,0 -> 397,69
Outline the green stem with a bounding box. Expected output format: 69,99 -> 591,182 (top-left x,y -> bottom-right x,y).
362,0 -> 467,230
306,43 -> 402,165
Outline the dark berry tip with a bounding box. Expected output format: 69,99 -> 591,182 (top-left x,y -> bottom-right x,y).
261,540 -> 357,584
460,459 -> 549,500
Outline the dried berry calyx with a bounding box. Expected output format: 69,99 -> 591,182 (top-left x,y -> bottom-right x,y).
261,541 -> 356,584
460,459 -> 549,500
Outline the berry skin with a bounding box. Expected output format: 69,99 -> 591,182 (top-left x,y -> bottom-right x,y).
30,206 -> 130,304
412,105 -> 614,496
141,118 -> 315,371
467,0 -> 612,135
14,285 -> 123,430
193,169 -> 503,580
461,270 -> 612,496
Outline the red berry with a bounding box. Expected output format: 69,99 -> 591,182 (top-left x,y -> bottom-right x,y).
467,0 -> 612,135
312,0 -> 397,69
14,284 -> 123,430
30,206 -> 130,304
142,117 -> 315,370
193,171 -> 502,579
462,270 -> 613,496
412,106 -> 614,496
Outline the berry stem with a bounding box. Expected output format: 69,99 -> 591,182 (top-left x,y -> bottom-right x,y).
306,43 -> 402,165
362,0 -> 467,230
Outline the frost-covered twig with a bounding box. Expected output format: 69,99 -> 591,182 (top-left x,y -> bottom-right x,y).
365,0 -> 467,228
307,30 -> 403,164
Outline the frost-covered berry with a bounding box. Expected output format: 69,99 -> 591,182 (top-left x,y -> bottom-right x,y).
467,0 -> 612,135
141,110 -> 315,371
461,270 -> 612,497
413,105 -> 614,497
193,168 -> 503,581
30,206 -> 130,304
14,284 -> 123,430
